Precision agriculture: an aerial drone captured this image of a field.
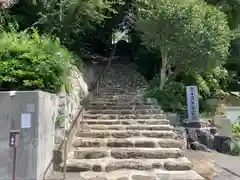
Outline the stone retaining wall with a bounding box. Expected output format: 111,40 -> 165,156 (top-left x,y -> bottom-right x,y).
55,66 -> 89,144
54,64 -> 105,144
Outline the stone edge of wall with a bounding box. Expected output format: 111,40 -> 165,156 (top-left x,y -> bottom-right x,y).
52,65 -> 96,171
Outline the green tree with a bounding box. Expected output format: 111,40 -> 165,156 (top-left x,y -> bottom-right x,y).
203,0 -> 240,92
2,0 -> 119,54
205,0 -> 240,29
135,0 -> 231,90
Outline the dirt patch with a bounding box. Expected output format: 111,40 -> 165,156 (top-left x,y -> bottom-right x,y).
185,150 -> 219,180
185,150 -> 240,180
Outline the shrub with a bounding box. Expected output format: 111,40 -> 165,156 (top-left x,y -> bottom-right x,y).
0,30 -> 79,93
232,122 -> 240,134
146,79 -> 187,114
145,74 -> 217,117
230,139 -> 240,156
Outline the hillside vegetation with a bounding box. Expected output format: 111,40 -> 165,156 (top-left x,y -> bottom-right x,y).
0,0 -> 240,116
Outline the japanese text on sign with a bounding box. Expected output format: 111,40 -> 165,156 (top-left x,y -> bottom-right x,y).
186,86 -> 200,121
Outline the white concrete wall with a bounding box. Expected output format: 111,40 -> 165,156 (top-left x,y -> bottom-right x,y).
0,91 -> 57,180
226,106 -> 240,122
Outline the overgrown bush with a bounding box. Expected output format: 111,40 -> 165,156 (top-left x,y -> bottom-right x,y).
145,73 -> 220,116
0,30 -> 78,93
230,139 -> 240,156
232,122 -> 240,134
228,116 -> 240,156
146,77 -> 187,114
232,117 -> 240,138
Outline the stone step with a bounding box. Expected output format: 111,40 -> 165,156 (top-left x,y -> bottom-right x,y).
97,88 -> 142,92
96,92 -> 133,95
83,114 -> 166,120
88,101 -> 155,106
83,119 -> 170,125
97,88 -> 126,92
95,92 -> 139,96
85,109 -> 163,115
92,97 -> 144,102
95,93 -> 141,97
72,137 -> 182,148
76,130 -> 177,139
45,170 -> 204,180
86,105 -> 159,110
72,147 -> 183,160
86,124 -> 173,131
97,87 -> 147,92
96,93 -> 138,96
63,157 -> 192,172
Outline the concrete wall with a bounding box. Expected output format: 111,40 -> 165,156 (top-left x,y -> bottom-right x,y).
0,91 -> 58,180
226,106 -> 240,122
167,112 -> 181,126
0,65 -> 97,180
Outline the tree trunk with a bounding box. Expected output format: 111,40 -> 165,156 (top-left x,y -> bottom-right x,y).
160,47 -> 167,90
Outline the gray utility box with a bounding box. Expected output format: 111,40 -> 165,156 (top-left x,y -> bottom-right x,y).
0,91 -> 58,180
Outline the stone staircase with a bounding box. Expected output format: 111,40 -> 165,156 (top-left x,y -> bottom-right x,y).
46,63 -> 204,180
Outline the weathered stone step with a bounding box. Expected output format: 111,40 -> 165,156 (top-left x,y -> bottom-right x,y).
96,88 -> 146,93
63,157 -> 192,172
97,88 -> 126,92
96,88 -> 142,91
72,137 -> 182,148
45,170 -> 204,180
86,105 -> 159,110
86,124 -> 173,131
83,119 -> 170,125
85,109 -> 163,115
83,114 -> 166,119
92,98 -> 144,102
96,92 -> 135,95
97,93 -> 139,96
88,101 -> 156,106
95,94 -> 140,97
76,130 -> 177,139
72,147 -> 183,160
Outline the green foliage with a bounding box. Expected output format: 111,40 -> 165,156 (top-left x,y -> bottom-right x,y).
232,117 -> 240,134
146,78 -> 187,113
1,0 -> 238,120
225,31 -> 240,90
232,123 -> 240,134
146,66 -> 227,115
134,47 -> 158,80
179,66 -> 230,99
0,10 -> 18,31
205,0 -> 240,29
3,0 -> 120,54
140,0 -> 232,115
135,0 -> 232,87
204,0 -> 240,91
0,30 -> 77,93
231,118 -> 240,157
230,139 -> 240,156
55,115 -> 65,128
